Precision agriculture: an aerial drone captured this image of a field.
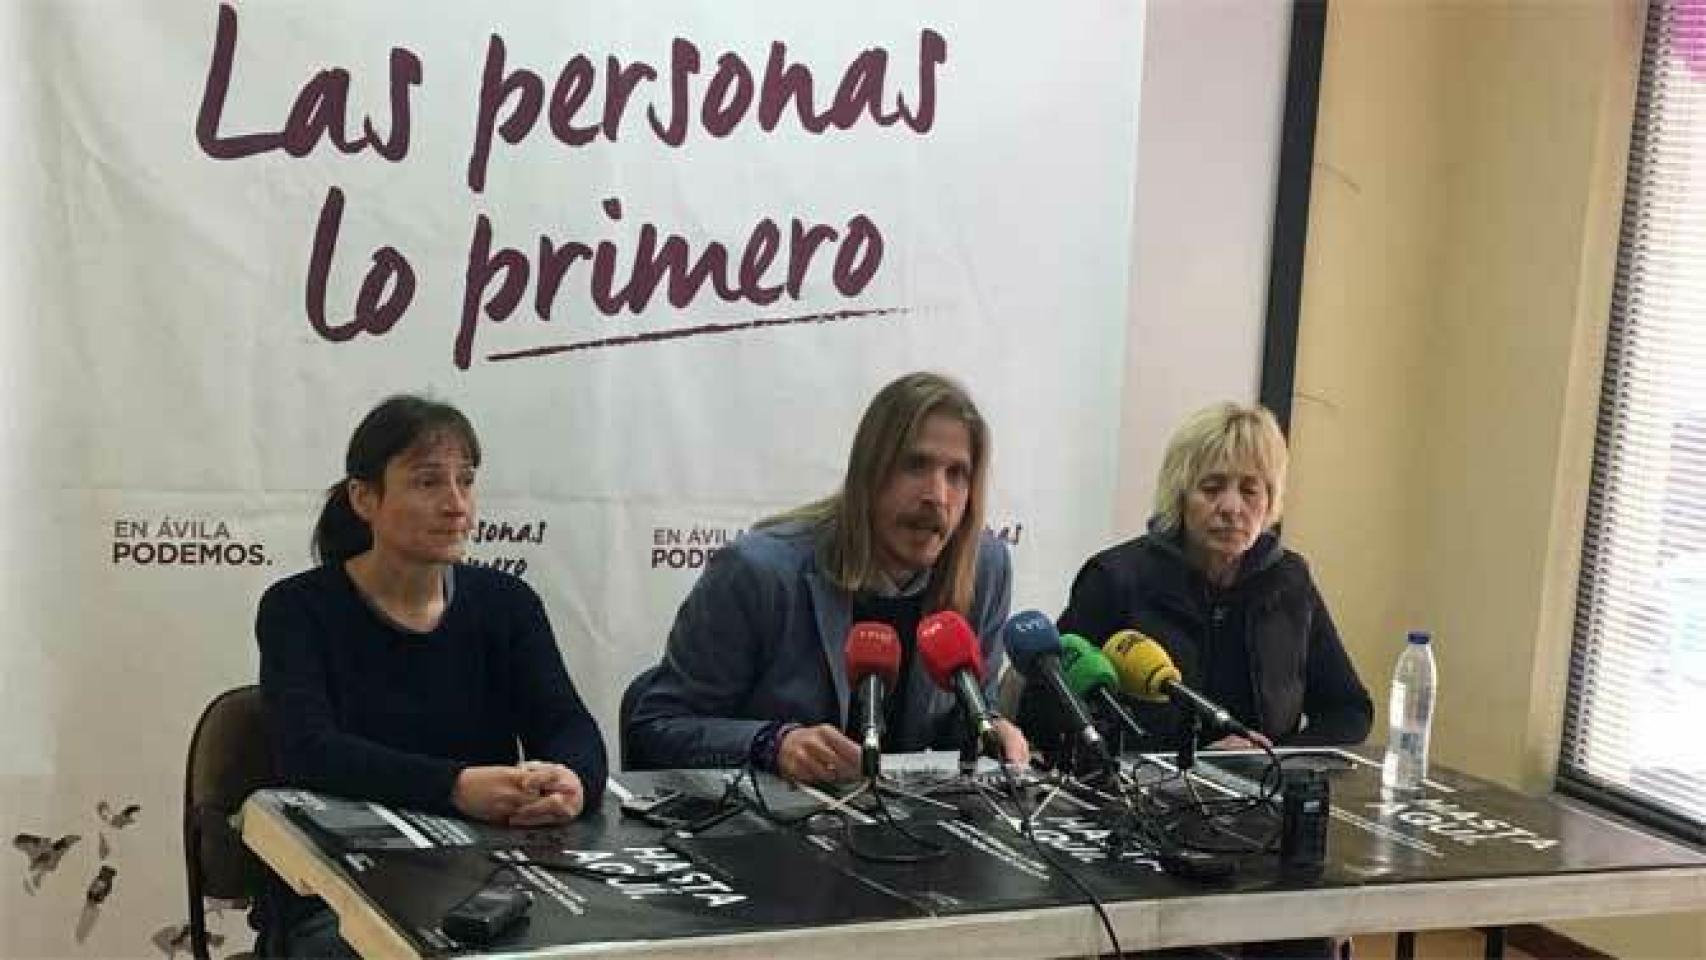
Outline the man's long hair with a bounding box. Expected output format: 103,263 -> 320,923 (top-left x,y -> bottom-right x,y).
761,372 -> 990,615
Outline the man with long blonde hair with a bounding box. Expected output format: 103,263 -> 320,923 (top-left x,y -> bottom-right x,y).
625,372 -> 1028,781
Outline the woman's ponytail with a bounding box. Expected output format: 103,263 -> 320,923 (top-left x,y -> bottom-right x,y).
311,479 -> 370,566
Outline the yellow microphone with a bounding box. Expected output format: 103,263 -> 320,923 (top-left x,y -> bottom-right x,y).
1102,629 -> 1250,737
1102,630 -> 1179,702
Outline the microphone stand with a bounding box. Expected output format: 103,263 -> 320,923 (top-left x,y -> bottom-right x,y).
958,733 -> 980,780
1025,768 -> 1076,822
1176,712 -> 1200,776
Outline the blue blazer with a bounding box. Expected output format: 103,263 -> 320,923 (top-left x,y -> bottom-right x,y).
625,521 -> 1013,769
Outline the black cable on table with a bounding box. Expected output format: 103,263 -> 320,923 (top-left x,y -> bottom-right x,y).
994,761 -> 1127,960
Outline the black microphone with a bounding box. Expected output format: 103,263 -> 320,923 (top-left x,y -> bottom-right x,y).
844,622 -> 902,779
1002,611 -> 1110,764
917,610 -> 1001,758
1103,629 -> 1252,739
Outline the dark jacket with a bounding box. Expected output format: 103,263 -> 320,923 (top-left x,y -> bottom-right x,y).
254,562 -> 607,952
1021,528 -> 1372,757
625,521 -> 1013,769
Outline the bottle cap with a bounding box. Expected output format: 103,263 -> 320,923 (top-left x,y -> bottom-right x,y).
1407,630 -> 1431,645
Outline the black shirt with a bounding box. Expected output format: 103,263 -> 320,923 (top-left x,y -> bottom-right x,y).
257,562 -> 607,813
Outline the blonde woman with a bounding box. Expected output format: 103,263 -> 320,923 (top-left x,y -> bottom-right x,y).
1023,402 -> 1371,759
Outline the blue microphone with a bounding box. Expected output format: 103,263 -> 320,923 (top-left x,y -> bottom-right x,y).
1003,610 -> 1110,764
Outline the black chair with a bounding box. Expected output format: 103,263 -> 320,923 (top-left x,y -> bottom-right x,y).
183,685 -> 277,960
619,666 -> 663,771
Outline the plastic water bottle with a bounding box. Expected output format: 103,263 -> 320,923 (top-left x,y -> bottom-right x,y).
1381,630 -> 1436,795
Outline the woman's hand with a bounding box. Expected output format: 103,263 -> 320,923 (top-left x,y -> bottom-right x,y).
452,762 -> 587,824
509,762 -> 586,825
450,765 -> 537,823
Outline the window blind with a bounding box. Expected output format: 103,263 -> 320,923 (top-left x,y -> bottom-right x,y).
1560,0 -> 1706,844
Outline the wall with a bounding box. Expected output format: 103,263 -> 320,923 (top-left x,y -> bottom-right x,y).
1115,0 -> 1291,534
1289,0 -> 1704,956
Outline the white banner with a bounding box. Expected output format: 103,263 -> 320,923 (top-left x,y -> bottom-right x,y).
2,2 -> 1290,956
3,3 -> 1153,955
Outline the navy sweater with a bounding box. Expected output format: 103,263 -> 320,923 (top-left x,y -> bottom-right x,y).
257,562 -> 607,815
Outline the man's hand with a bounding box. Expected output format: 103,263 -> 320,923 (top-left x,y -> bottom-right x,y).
992,717 -> 1031,765
1207,731 -> 1273,751
776,724 -> 862,784
450,766 -> 538,823
509,762 -> 586,825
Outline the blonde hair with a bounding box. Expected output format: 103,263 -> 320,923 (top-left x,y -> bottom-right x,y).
762,372 -> 989,615
1151,402 -> 1288,536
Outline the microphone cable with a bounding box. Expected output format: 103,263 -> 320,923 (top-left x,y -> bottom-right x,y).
1142,740 -> 1286,856
993,760 -> 1127,959
735,760 -> 830,828
844,785 -> 948,865
740,760 -> 948,864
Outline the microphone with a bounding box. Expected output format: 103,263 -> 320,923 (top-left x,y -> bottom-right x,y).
844,622 -> 902,779
1001,611 -> 1109,763
1058,633 -> 1149,740
1102,629 -> 1252,739
917,610 -> 1002,758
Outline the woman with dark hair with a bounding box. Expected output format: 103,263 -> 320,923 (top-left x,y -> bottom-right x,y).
255,395 -> 606,958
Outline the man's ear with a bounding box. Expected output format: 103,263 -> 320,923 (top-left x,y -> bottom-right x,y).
347,478 -> 378,523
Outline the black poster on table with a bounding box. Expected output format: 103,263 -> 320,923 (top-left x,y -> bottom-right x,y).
324,807 -> 921,956
262,755 -> 1706,955
776,809 -> 1115,913
1162,751 -> 1706,885
275,788 -> 599,852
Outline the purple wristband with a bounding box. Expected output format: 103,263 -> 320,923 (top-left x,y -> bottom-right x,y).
750,721 -> 801,772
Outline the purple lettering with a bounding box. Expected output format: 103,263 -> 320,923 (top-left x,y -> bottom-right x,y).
786,220 -> 838,298
469,35 -> 545,193
548,56 -> 600,147
827,50 -> 896,129
832,215 -> 884,294
737,219 -> 783,305
456,214 -> 530,368
304,188 -> 416,344
619,228 -> 737,312
451,201 -> 890,366
282,70 -> 357,156
536,236 -> 594,319
590,198 -> 628,314
196,3 -> 419,162
756,42 -> 828,133
702,53 -> 755,137
897,29 -> 947,133
646,38 -> 700,146
603,57 -> 659,141
368,48 -> 423,161
195,4 -> 284,158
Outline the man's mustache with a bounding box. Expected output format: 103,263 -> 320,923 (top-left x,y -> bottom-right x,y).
898,510 -> 949,534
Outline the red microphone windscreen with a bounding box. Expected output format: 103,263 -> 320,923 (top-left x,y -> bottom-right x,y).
845,621 -> 902,689
916,611 -> 984,691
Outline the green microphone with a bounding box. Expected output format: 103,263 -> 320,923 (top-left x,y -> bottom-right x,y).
1060,633 -> 1148,740
1060,633 -> 1119,694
